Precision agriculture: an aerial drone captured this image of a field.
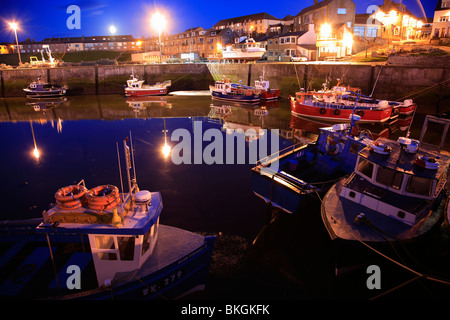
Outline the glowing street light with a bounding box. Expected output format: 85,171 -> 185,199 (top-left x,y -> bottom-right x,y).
9,22 -> 21,64
151,11 -> 167,63
109,25 -> 117,34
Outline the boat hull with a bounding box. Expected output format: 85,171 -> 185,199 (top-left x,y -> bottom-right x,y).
396,103 -> 416,116
210,88 -> 260,103
0,222 -> 215,300
261,89 -> 280,100
222,51 -> 265,61
24,89 -> 66,98
125,88 -> 168,97
321,180 -> 446,244
290,100 -> 392,123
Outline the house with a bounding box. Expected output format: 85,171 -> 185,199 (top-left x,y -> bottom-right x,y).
354,13 -> 381,39
316,23 -> 353,60
142,27 -> 236,61
374,0 -> 425,41
293,0 -> 356,34
432,0 -> 450,41
17,35 -> 142,54
267,24 -> 317,61
213,12 -> 288,36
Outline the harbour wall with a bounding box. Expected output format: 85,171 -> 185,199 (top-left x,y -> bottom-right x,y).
1,63 -> 449,112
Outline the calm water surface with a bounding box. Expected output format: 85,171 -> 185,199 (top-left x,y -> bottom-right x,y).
0,93 -> 448,299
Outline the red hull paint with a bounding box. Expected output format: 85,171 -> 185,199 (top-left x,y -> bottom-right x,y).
396,103 -> 416,116
290,100 -> 392,123
125,88 -> 168,97
261,89 -> 280,100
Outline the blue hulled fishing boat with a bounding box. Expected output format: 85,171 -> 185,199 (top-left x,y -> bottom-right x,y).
251,114 -> 376,214
24,77 -> 67,99
0,138 -> 215,300
321,115 -> 450,244
210,77 -> 260,103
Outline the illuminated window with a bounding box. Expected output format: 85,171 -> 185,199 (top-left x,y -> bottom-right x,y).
337,8 -> 347,15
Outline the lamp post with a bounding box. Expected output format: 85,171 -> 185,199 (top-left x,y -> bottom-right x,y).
9,22 -> 21,65
151,12 -> 167,63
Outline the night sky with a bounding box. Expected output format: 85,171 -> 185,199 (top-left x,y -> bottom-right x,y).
0,0 -> 438,43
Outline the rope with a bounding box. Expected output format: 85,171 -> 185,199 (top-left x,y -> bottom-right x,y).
317,189 -> 450,295
395,78 -> 450,102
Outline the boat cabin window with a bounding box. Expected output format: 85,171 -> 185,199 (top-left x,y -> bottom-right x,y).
142,224 -> 158,256
94,235 -> 117,260
357,157 -> 373,179
94,235 -> 136,261
375,166 -> 403,190
118,236 -> 135,261
405,175 -> 433,196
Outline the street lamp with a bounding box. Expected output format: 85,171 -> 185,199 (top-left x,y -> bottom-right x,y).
9,22 -> 21,65
151,11 -> 167,63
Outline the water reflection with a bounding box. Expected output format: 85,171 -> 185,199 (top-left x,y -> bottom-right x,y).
0,93 -> 445,235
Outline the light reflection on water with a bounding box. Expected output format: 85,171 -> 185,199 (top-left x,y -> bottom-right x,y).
0,94 -> 291,239
0,93 -> 446,240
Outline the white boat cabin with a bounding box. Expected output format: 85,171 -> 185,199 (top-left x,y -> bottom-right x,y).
127,75 -> 145,89
39,186 -> 162,287
340,136 -> 449,226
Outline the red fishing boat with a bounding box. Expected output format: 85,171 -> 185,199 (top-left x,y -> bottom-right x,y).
290,86 -> 393,123
124,74 -> 171,97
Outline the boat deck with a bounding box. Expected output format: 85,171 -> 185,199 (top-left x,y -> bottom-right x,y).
321,180 -> 444,243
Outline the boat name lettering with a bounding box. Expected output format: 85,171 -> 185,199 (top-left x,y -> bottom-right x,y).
177,243 -> 208,264
141,270 -> 183,296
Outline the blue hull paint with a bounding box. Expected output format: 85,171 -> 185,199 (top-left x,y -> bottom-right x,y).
251,121 -> 372,213
0,221 -> 216,300
211,90 -> 260,103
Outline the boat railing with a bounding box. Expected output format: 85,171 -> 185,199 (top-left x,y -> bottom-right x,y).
255,142 -> 306,169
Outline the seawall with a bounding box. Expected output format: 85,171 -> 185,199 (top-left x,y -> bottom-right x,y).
1,62 -> 449,113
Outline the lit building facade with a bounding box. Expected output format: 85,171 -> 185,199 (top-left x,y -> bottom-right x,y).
433,0 -> 450,39
293,0 -> 356,33
374,0 -> 424,41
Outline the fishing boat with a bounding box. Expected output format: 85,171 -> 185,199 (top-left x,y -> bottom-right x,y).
24,77 -> 67,98
331,79 -> 417,118
290,85 -> 394,123
209,77 -> 261,103
321,115 -> 450,246
0,137 -> 215,300
230,76 -> 280,101
222,38 -> 265,62
124,74 -> 171,97
251,114 -> 377,214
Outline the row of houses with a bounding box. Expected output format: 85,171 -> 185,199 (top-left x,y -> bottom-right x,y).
3,0 -> 447,63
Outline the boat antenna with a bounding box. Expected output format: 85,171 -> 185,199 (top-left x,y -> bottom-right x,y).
129,130 -> 137,183
116,142 -> 125,201
123,138 -> 133,193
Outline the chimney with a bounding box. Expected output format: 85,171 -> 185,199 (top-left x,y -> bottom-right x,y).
314,0 -> 318,4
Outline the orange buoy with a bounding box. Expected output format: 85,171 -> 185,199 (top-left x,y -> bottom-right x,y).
86,185 -> 120,212
54,185 -> 87,210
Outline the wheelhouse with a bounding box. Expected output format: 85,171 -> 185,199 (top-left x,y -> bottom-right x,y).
340,137 -> 449,226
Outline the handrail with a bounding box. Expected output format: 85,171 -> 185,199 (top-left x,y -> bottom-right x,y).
255,142 -> 306,167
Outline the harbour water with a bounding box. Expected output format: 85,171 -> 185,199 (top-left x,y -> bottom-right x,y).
0,93 -> 449,300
